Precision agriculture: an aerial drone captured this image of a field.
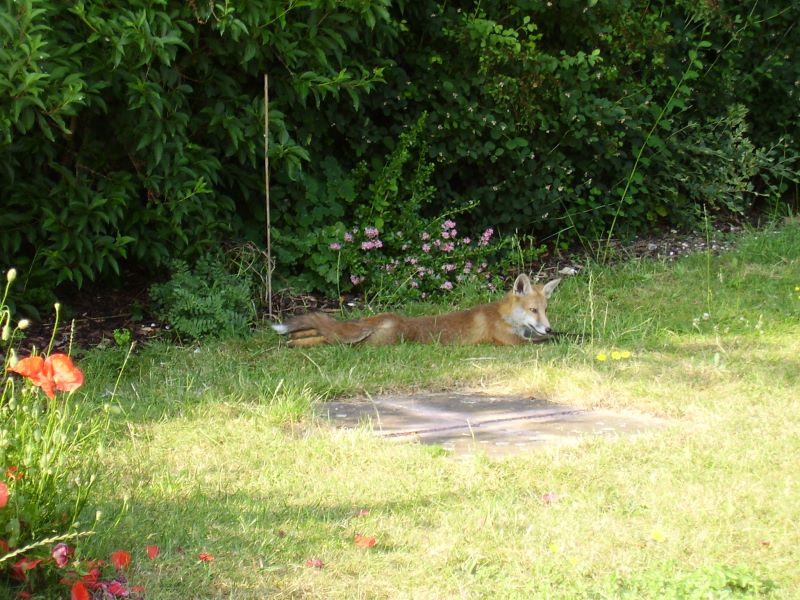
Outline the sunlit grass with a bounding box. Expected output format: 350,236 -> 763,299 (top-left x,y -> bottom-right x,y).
75,223 -> 800,598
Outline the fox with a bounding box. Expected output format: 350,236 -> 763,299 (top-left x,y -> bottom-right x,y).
271,274 -> 561,347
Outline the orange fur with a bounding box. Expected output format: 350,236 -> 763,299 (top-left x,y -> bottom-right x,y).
272,274 -> 560,347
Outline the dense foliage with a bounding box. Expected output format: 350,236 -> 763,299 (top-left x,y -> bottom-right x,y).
1,0 -> 798,304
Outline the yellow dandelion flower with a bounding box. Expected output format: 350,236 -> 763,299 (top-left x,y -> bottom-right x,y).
596,353 -> 608,361
620,350 -> 632,359
611,351 -> 623,360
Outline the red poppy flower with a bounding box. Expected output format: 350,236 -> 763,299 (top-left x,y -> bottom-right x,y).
110,550 -> 131,570
146,545 -> 160,559
11,557 -> 43,582
52,542 -> 74,568
0,539 -> 10,553
198,552 -> 215,562
17,592 -> 31,598
354,534 -> 377,548
81,568 -> 101,589
71,581 -> 90,600
8,354 -> 84,399
0,481 -> 8,508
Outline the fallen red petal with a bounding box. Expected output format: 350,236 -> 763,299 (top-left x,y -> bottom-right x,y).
146,545 -> 160,559
354,534 -> 377,548
355,508 -> 370,517
0,481 -> 8,508
305,558 -> 324,568
110,549 -> 132,570
541,492 -> 560,505
198,552 -> 215,562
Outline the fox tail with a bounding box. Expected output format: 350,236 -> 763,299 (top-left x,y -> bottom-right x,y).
271,312 -> 374,347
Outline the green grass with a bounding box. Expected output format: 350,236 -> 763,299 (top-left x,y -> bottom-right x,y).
75,223 -> 800,598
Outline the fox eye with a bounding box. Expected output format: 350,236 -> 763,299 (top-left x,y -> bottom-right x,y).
530,308 -> 538,314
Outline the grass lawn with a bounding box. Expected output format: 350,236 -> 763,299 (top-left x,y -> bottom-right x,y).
77,223 -> 800,598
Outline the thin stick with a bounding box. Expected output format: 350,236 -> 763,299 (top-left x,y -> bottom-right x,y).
264,74 -> 273,318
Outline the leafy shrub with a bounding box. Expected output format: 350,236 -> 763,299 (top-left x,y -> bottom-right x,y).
1,0 -> 799,302
150,254 -> 255,341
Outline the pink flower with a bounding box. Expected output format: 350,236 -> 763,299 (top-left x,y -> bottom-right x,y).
365,227 -> 380,239
329,242 -> 341,251
420,232 -> 430,241
422,243 -> 431,253
409,280 -> 419,288
344,232 -> 354,243
52,543 -> 74,568
462,237 -> 471,244
105,581 -> 128,596
442,242 -> 455,252
479,228 -> 494,246
443,263 -> 456,272
443,219 -> 456,230
442,230 -> 451,239
440,281 -> 453,290
350,274 -> 363,286
463,261 -> 473,273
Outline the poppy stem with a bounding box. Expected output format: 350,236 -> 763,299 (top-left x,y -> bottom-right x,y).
46,302 -> 61,356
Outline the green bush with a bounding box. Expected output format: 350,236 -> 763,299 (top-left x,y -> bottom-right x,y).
1,1 -> 798,303
150,254 -> 255,341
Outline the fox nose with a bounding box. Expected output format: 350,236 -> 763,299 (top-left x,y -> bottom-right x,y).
544,326 -> 552,334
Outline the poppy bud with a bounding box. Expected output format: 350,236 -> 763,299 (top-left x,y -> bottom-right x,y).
6,268 -> 16,283
1,324 -> 9,341
17,319 -> 30,330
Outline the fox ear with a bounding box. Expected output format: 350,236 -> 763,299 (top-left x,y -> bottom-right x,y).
513,274 -> 533,296
542,278 -> 561,299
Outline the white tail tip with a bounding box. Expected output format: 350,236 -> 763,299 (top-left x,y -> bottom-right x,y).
271,323 -> 289,335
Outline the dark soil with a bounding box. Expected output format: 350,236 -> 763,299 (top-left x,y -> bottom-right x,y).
13,225 -> 741,355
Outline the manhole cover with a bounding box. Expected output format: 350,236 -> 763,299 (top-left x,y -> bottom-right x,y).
318,392 -> 666,458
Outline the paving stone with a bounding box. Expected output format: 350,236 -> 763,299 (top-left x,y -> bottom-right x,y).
318,392 -> 666,458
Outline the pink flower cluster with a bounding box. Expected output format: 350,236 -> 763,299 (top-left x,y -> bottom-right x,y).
361,239 -> 383,250
478,228 -> 494,246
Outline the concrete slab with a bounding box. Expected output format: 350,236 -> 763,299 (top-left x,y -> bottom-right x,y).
318,392 -> 666,458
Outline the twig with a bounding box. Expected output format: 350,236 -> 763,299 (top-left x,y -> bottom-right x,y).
264,74 -> 273,318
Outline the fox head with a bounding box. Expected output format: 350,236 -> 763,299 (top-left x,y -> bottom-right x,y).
504,274 -> 561,338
